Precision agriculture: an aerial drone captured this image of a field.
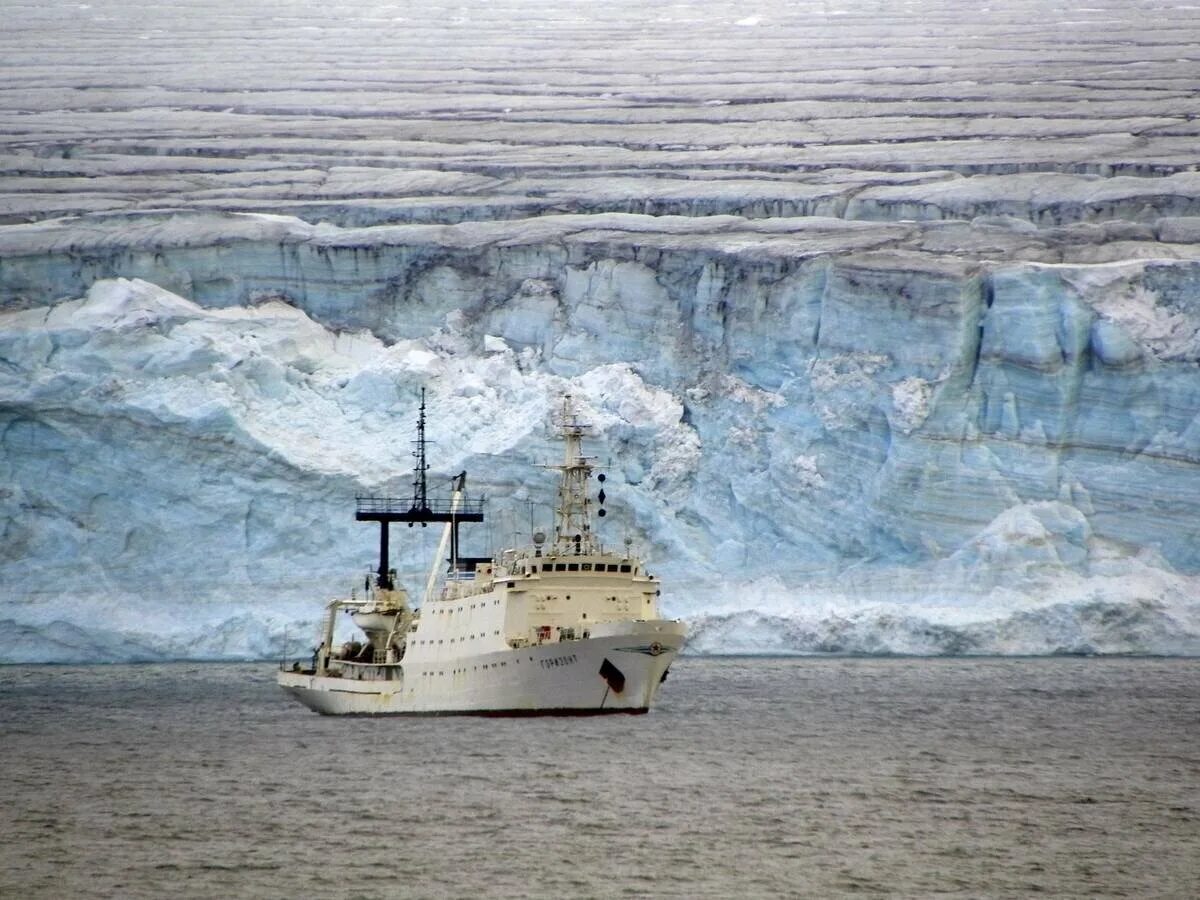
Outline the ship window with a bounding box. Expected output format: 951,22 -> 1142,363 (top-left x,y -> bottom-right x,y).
568,563 -> 578,572
507,581 -> 515,588
581,563 -> 592,571
607,564 -> 619,572
555,563 -> 566,572
620,564 -> 632,573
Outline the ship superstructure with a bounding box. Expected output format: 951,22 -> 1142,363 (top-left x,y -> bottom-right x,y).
277,393 -> 684,716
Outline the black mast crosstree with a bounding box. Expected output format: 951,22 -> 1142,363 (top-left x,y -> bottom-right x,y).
355,389 -> 485,589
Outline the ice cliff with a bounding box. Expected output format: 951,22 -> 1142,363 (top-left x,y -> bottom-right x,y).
2,220 -> 1198,660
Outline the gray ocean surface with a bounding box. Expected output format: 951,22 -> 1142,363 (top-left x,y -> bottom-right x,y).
1,658 -> 1197,898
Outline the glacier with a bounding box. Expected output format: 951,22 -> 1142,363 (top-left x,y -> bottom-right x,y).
2,0 -> 1200,660
2,249 -> 1198,660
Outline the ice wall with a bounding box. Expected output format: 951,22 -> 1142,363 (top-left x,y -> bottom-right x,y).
2,217 -> 1199,659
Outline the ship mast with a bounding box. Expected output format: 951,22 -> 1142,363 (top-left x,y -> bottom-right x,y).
411,388 -> 431,514
355,390 -> 484,593
550,396 -> 601,556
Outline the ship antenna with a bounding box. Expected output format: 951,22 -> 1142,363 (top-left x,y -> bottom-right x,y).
412,387 -> 430,514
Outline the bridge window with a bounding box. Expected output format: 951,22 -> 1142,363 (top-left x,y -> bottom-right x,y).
619,564 -> 632,573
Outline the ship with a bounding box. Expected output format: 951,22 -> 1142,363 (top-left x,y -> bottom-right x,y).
277,392 -> 685,716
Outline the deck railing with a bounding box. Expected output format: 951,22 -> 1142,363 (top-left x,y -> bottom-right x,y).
355,496 -> 485,516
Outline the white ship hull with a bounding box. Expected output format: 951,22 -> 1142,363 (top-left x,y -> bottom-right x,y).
277,621 -> 683,716
281,396 -> 685,717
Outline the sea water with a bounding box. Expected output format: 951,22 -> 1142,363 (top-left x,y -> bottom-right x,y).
1,658 -> 1197,898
